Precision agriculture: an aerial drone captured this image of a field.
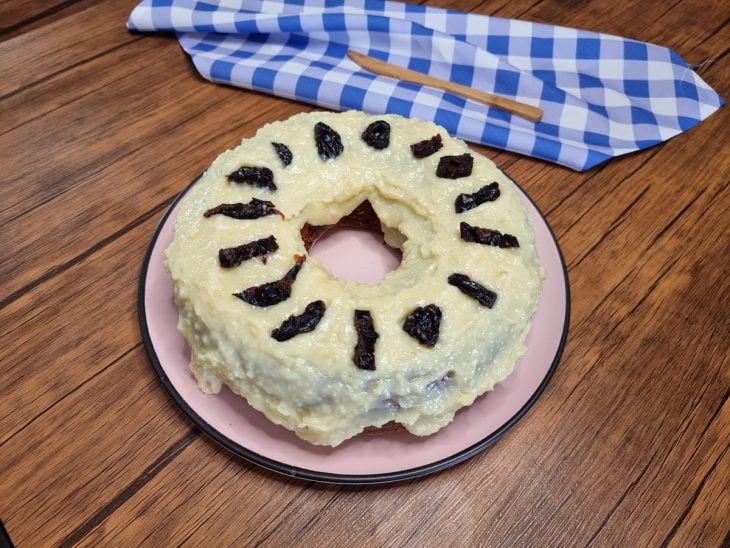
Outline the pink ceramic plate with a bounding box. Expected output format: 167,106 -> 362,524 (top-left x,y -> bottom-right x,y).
139,174 -> 569,484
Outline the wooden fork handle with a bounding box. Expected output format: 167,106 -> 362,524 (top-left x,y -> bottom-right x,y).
347,50 -> 543,123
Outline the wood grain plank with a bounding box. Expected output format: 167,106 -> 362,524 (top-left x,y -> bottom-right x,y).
0,49 -> 313,304
0,1 -> 78,34
562,112 -> 728,318
689,22 -> 730,77
0,216 -> 162,443
254,474 -> 473,547
74,432 -> 497,546
266,428 -> 606,547
1,34 -> 149,135
0,38 -> 202,219
526,0 -> 724,51
0,344 -> 194,546
402,172 -> 728,546
573,218 -> 729,545
72,442 -> 336,546
0,0 -> 107,41
666,401 -> 729,547
0,0 -> 139,97
541,119 -> 728,432
636,0 -> 729,53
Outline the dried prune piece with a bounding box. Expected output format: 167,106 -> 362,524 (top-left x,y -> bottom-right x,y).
403,304 -> 442,347
436,153 -> 473,179
227,166 -> 276,191
460,222 -> 519,248
271,300 -> 326,341
454,182 -> 500,213
447,273 -> 497,308
203,198 -> 282,220
219,235 -> 279,268
410,134 -> 443,158
362,120 -> 390,149
234,255 -> 306,307
271,142 -> 293,166
353,310 -> 379,371
314,122 -> 344,160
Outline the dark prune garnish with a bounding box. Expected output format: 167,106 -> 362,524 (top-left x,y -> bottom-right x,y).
403,304 -> 442,347
271,142 -> 293,166
436,153 -> 474,179
447,273 -> 497,308
227,166 -> 276,191
454,182 -> 500,213
410,134 -> 443,158
314,122 -> 344,160
362,120 -> 390,149
219,235 -> 279,268
353,310 -> 379,371
460,222 -> 519,248
234,255 -> 306,307
271,300 -> 326,341
203,198 -> 282,220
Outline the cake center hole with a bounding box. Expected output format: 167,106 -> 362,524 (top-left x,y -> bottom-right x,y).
310,227 -> 402,285
306,202 -> 403,285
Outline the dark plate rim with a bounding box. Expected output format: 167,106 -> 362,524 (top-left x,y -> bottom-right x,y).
138,172 -> 570,485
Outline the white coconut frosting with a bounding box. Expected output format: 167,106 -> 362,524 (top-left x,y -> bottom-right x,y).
165,111 -> 543,446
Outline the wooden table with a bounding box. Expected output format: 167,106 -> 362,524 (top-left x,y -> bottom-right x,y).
1,1 -> 727,545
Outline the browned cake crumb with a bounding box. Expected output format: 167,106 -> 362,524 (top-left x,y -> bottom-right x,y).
300,200 -> 382,250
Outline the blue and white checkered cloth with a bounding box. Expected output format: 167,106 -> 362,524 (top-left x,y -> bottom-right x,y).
128,0 -> 723,171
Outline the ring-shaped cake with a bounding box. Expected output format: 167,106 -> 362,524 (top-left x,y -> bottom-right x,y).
165,111 -> 543,446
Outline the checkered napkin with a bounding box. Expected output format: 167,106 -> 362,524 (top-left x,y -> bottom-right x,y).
128,0 -> 723,171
